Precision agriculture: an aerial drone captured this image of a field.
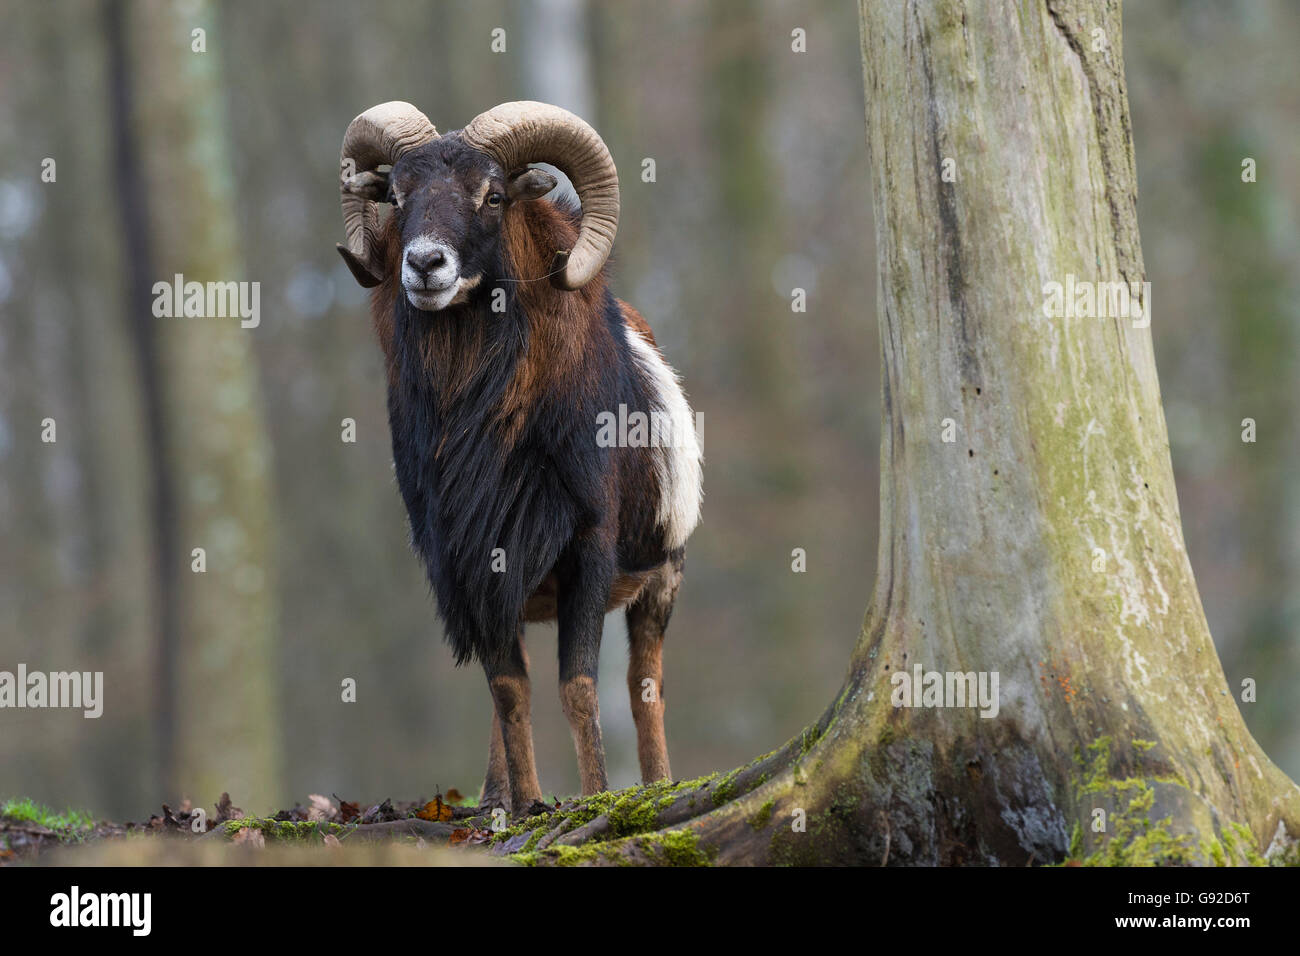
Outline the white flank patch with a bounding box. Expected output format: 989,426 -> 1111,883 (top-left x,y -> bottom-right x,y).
623,325 -> 703,550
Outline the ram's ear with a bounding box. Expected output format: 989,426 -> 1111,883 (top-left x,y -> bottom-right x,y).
336,243 -> 383,288
342,168 -> 390,202
507,167 -> 557,201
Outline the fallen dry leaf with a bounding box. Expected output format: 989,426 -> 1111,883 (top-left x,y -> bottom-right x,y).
416,795 -> 454,822
336,798 -> 360,823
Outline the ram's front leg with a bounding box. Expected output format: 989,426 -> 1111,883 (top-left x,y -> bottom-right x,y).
479,625 -> 528,814
483,632 -> 545,817
556,533 -> 615,796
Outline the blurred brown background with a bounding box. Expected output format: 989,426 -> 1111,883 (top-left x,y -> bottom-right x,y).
0,0 -> 1296,821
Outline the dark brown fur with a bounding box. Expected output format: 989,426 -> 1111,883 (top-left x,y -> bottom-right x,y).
358,134 -> 692,813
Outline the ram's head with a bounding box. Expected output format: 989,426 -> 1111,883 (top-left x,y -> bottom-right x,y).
336,100 -> 619,311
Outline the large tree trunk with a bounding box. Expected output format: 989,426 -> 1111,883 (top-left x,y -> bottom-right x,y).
490,0 -> 1300,866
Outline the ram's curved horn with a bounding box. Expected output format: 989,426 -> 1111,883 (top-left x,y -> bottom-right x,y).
461,101 -> 618,291
337,102 -> 438,287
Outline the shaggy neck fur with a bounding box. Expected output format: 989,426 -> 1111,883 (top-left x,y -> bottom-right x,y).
371,200 -> 654,666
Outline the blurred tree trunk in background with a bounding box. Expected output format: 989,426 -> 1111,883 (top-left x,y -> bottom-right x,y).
104,0 -> 182,799
519,0 -> 593,209
704,0 -> 817,744
117,0 -> 281,804
0,0 -> 155,816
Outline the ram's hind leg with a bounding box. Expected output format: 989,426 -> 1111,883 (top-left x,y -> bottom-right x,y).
625,553 -> 683,783
483,627 -> 545,817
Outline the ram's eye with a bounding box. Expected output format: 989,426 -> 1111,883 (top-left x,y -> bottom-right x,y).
387,187 -> 401,208
486,192 -> 503,208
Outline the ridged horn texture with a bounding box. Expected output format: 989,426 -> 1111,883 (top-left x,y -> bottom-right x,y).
339,102 -> 438,285
461,101 -> 619,290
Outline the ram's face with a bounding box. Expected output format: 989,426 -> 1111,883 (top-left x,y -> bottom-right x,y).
387,140 -> 556,313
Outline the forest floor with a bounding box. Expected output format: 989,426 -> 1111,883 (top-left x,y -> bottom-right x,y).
0,792 -> 522,866
2,774 -> 728,866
